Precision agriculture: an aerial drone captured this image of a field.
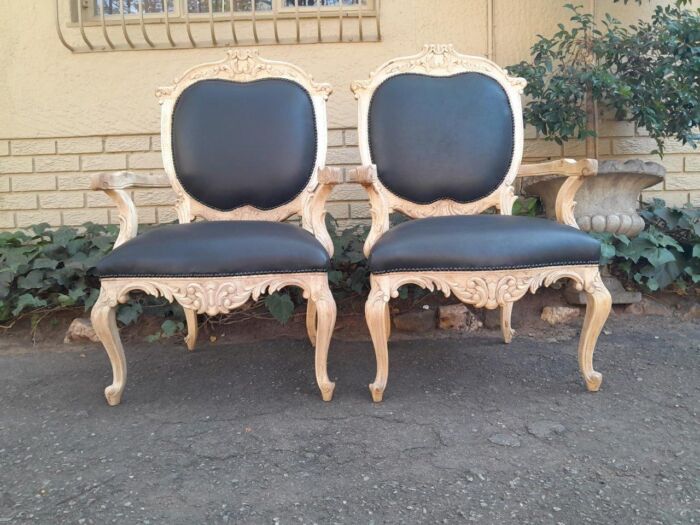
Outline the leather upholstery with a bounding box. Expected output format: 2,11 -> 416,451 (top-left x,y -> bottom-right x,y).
369,215 -> 600,274
171,78 -> 317,211
368,73 -> 515,204
96,221 -> 330,278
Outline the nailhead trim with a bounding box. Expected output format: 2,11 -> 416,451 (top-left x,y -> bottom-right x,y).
370,260 -> 600,275
99,268 -> 329,279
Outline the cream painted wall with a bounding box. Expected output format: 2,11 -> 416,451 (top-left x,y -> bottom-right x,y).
0,0 -> 666,139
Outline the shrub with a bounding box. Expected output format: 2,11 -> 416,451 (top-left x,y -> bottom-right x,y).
507,1 -> 700,156
2,201 -> 696,332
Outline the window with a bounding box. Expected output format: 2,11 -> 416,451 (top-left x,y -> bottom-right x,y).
90,0 -> 368,17
59,0 -> 379,52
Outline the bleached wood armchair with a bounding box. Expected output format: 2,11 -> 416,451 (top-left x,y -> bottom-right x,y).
90,51 -> 341,406
350,45 -> 611,402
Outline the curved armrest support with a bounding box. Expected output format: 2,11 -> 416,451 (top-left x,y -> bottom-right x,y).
305,167 -> 343,257
90,171 -> 171,248
347,165 -> 389,256
518,159 -> 598,229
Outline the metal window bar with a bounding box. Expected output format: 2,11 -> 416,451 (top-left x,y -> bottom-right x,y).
56,0 -> 380,52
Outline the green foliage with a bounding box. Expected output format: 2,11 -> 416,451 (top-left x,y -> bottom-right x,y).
2,203 -> 697,331
507,1 -> 699,156
0,223 -> 116,323
327,215 -> 370,298
0,216 -> 376,330
512,197 -> 542,217
264,292 -> 295,324
146,320 -> 185,342
592,199 -> 700,291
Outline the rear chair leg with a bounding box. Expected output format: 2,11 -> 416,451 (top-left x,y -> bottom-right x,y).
500,302 -> 514,344
91,286 -> 127,406
184,308 -> 198,351
312,280 -> 336,401
578,272 -> 612,391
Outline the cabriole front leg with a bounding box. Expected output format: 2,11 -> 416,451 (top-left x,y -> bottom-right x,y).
91,286 -> 127,406
365,279 -> 391,402
311,280 -> 336,401
578,271 -> 612,391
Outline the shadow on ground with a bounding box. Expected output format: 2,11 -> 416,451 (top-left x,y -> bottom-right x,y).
0,315 -> 698,523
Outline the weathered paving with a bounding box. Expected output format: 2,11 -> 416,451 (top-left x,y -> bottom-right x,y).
0,315 -> 698,524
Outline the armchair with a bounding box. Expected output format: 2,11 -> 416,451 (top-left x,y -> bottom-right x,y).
351,45 -> 611,402
91,50 -> 340,405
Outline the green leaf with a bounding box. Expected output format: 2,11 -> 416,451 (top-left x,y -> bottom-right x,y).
117,303 -> 143,326
31,258 -> 59,270
17,270 -> 46,290
11,294 -> 48,316
160,319 -> 183,337
264,293 -> 295,325
57,294 -> 76,307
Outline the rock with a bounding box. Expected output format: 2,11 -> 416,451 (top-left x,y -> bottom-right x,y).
625,298 -> 672,316
64,318 -> 100,344
541,306 -> 580,325
393,309 -> 435,333
437,304 -> 482,332
527,421 -> 566,439
488,433 -> 521,447
683,304 -> 700,321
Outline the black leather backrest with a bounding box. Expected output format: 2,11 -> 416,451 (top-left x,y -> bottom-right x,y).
171,78 -> 317,211
368,73 -> 515,204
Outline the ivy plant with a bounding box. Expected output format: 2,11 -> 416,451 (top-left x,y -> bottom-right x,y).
593,199 -> 700,291
508,1 -> 699,157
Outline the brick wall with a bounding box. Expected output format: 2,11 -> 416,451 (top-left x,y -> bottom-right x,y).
1,125 -> 698,231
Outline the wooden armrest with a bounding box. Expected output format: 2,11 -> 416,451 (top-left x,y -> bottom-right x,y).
317,166 -> 343,185
518,159 -> 598,178
347,165 -> 377,185
90,171 -> 171,191
90,171 -> 169,248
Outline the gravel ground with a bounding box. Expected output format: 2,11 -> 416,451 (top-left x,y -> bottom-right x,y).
0,315 -> 698,524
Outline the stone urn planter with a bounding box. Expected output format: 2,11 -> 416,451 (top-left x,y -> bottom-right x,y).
521,159 -> 665,237
521,159 -> 666,304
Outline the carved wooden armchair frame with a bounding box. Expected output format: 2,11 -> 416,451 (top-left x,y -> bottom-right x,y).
350,45 -> 611,402
91,50 -> 341,405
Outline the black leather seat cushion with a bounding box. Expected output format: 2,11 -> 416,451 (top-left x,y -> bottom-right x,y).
172,78 -> 317,212
96,221 -> 330,278
369,72 -> 514,204
369,215 -> 600,274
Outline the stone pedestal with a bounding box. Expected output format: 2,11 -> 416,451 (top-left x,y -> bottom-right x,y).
522,159 -> 665,237
522,159 -> 665,305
